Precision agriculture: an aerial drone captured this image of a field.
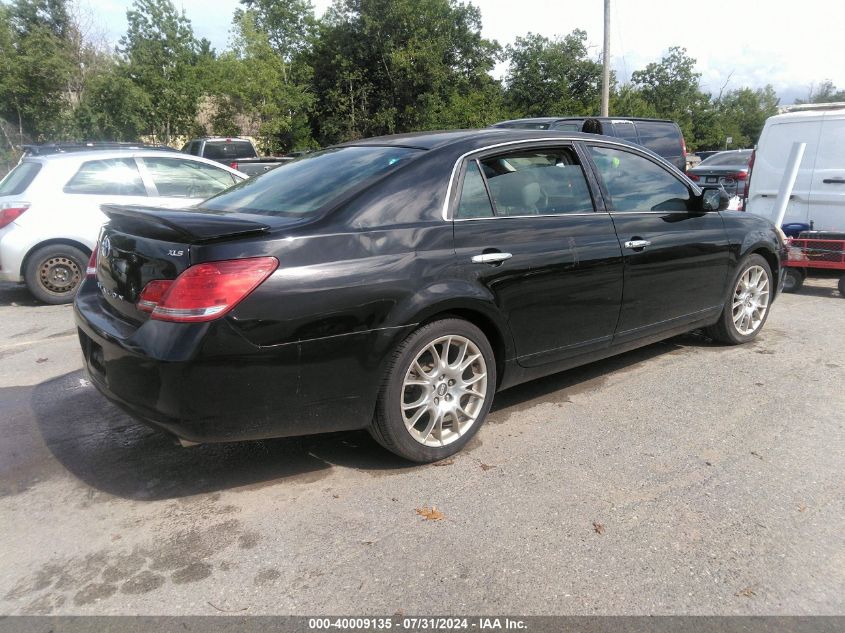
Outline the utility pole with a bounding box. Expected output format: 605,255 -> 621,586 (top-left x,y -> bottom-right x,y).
601,0 -> 610,117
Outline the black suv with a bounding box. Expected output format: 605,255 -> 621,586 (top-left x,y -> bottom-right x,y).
491,117 -> 687,172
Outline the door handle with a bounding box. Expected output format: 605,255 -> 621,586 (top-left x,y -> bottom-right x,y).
623,239 -> 651,250
822,177 -> 845,184
471,252 -> 512,264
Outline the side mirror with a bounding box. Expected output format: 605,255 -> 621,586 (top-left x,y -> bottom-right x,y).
701,187 -> 730,211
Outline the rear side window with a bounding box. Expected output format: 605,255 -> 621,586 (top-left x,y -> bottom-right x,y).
612,121 -> 639,143
474,147 -> 594,216
635,122 -> 682,157
64,158 -> 146,196
201,146 -> 422,217
202,141 -> 257,160
589,146 -> 690,212
141,157 -> 238,198
456,161 -> 494,218
0,162 -> 42,195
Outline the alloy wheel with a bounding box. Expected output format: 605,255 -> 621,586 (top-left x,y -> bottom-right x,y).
731,265 -> 770,335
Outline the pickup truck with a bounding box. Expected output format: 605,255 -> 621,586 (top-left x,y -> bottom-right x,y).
181,137 -> 292,177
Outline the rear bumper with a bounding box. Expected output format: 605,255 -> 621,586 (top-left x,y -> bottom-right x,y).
74,281 -> 409,443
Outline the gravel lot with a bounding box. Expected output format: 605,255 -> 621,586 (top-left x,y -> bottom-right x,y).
0,277 -> 843,616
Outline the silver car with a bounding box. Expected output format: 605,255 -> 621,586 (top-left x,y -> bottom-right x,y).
0,149 -> 246,303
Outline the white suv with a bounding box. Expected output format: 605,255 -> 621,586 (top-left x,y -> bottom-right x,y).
0,149 -> 246,303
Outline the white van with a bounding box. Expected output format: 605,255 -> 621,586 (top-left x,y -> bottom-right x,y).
746,104 -> 845,231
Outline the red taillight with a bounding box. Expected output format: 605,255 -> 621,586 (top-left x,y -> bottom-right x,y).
0,205 -> 29,229
230,161 -> 238,170
142,257 -> 278,322
689,173 -> 700,182
137,279 -> 173,312
86,248 -> 98,278
734,171 -> 748,180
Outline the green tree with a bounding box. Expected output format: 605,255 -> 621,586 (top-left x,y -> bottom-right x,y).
714,85 -> 779,148
118,0 -> 202,143
211,9 -> 314,152
0,0 -> 74,141
504,30 -> 603,117
798,80 -> 845,104
630,46 -> 712,147
309,0 -> 500,144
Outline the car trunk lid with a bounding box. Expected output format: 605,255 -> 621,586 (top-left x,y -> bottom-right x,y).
95,204 -> 273,322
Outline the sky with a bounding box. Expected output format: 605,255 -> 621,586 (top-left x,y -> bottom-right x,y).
86,0 -> 845,106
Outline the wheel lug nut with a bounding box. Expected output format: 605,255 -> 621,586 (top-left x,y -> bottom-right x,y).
434,397 -> 439,405
448,379 -> 455,386
445,394 -> 452,401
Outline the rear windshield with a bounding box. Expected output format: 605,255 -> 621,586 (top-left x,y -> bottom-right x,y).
0,161 -> 42,196
202,141 -> 257,160
699,151 -> 752,166
200,146 -> 422,217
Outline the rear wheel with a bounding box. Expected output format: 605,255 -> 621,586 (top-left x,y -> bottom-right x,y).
782,268 -> 805,293
24,244 -> 88,305
369,318 -> 496,462
838,274 -> 845,297
706,254 -> 773,345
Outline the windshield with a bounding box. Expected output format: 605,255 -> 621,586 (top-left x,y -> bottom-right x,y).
700,151 -> 752,167
0,161 -> 42,196
200,146 -> 422,217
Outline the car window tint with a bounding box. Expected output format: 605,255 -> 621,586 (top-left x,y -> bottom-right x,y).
456,161 -> 494,218
480,148 -> 594,216
201,146 -> 422,217
0,161 -> 42,195
202,141 -> 257,160
634,122 -> 681,156
550,122 -> 583,132
589,146 -> 690,212
64,158 -> 146,196
699,151 -> 752,166
142,157 -> 236,198
612,121 -> 639,143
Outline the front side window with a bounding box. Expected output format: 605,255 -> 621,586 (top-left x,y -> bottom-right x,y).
141,157 -> 237,199
477,147 -> 594,216
64,158 -> 146,196
589,146 -> 691,212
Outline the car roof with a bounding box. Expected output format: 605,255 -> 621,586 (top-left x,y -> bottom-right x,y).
23,148 -> 188,163
493,116 -> 676,125
338,128 -> 631,151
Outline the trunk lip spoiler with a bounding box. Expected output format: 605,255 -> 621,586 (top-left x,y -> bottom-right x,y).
100,204 -> 273,243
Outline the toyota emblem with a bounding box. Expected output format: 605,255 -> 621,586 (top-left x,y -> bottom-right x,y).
100,236 -> 111,259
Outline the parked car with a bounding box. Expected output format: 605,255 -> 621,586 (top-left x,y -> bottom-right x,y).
687,149 -> 753,201
490,117 -> 688,172
182,137 -> 293,177
746,103 -> 845,231
74,129 -> 785,463
0,149 -> 246,304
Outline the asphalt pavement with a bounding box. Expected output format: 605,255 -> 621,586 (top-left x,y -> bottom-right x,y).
0,278 -> 843,615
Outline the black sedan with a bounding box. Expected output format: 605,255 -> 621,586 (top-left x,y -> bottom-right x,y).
74,129 -> 786,462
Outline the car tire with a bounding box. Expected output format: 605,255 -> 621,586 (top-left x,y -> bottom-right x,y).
706,254 -> 773,345
838,274 -> 845,297
24,244 -> 88,305
782,268 -> 805,293
369,318 -> 497,462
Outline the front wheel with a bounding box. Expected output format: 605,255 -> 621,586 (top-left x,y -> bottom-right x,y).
706,254 -> 773,345
24,244 -> 88,305
369,319 -> 496,462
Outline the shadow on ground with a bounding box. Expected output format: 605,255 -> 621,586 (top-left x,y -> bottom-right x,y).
0,282 -> 41,307
25,332 -> 714,501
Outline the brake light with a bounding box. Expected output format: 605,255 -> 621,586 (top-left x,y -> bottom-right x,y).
143,257 -> 278,322
0,204 -> 29,229
86,249 -> 98,278
744,149 -> 756,209
230,161 -> 238,170
689,173 -> 700,182
734,171 -> 748,180
137,279 -> 172,312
